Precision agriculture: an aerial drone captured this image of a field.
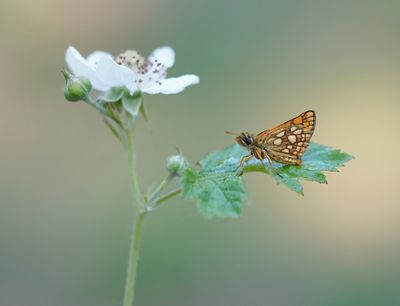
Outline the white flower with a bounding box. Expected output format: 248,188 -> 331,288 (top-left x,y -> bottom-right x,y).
65,46 -> 200,95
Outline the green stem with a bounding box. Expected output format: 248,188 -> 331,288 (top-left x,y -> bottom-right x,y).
122,211 -> 145,306
125,129 -> 143,212
122,129 -> 145,306
151,188 -> 182,210
146,174 -> 174,206
83,95 -> 109,117
121,129 -> 182,306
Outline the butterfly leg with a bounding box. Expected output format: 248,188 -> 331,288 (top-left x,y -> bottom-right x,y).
236,154 -> 252,175
263,155 -> 282,178
239,154 -> 253,168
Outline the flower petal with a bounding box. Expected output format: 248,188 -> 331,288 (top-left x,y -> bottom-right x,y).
87,50 -> 114,66
96,57 -> 137,94
143,74 -> 199,94
65,46 -> 110,91
149,46 -> 175,68
65,46 -> 94,76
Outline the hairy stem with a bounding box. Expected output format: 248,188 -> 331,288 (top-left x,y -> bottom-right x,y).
125,129 -> 143,212
146,174 -> 174,206
151,188 -> 182,210
122,211 -> 145,306
83,95 -> 109,117
122,129 -> 145,306
120,129 -> 183,306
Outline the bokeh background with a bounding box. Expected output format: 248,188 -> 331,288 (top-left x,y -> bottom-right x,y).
1,0 -> 400,305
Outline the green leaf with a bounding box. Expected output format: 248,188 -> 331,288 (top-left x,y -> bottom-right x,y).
181,168 -> 246,219
181,142 -> 353,218
202,142 -> 353,195
140,101 -> 148,121
103,118 -> 123,144
122,93 -> 142,117
243,142 -> 353,194
100,87 -> 125,102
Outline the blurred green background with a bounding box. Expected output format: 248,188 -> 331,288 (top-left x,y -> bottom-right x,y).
1,0 -> 400,305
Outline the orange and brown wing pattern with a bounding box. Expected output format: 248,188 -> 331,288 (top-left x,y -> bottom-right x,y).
255,110 -> 316,165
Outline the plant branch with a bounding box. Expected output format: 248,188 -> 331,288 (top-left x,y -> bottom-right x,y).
150,188 -> 182,210
122,211 -> 145,306
122,128 -> 145,306
125,129 -> 143,212
146,174 -> 174,206
83,95 -> 109,117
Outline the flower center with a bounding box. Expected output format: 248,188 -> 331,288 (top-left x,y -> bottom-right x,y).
115,50 -> 167,87
115,50 -> 146,70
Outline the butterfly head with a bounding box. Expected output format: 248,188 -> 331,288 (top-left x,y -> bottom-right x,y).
238,132 -> 255,147
226,131 -> 255,148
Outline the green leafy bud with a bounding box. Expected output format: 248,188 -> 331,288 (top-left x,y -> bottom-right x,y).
62,70 -> 92,102
165,153 -> 188,176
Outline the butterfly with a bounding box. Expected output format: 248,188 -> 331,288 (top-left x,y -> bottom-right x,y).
226,110 -> 316,173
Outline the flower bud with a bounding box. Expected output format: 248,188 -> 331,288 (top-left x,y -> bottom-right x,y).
63,70 -> 92,102
165,153 -> 188,176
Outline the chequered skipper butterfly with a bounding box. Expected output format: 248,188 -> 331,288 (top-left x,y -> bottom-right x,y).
226,110 -> 316,172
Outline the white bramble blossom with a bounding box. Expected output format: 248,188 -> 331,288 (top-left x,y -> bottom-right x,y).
65,46 -> 199,95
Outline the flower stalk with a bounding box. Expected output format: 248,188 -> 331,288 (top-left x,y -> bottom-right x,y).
63,44 -> 199,306
121,128 -> 183,306
122,127 -> 144,306
151,188 -> 182,210
125,129 -> 144,213
122,210 -> 145,306
146,174 -> 174,207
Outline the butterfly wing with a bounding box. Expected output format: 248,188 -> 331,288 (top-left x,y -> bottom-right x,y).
255,110 -> 316,165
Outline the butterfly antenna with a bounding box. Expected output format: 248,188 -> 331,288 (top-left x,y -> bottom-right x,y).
225,131 -> 239,136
